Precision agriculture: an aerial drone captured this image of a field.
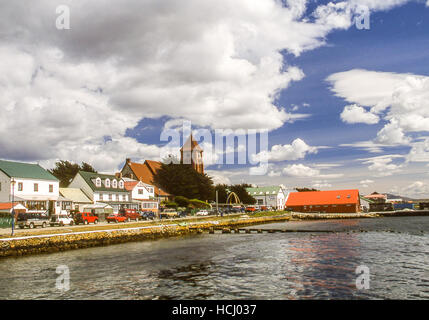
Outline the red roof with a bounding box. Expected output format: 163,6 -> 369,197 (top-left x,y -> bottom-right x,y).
286,189 -> 360,206
124,181 -> 139,191
126,161 -> 171,197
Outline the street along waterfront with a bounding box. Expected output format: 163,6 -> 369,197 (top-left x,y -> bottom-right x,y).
0,216 -> 427,299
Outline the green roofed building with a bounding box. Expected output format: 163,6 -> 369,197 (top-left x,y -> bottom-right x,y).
246,185 -> 292,210
0,159 -> 60,214
68,171 -> 139,213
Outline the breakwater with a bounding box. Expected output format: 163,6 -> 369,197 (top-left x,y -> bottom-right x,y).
290,212 -> 378,220
0,215 -> 289,258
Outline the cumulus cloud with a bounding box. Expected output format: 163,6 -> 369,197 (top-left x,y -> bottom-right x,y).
0,0 -> 418,172
340,104 -> 379,124
1,0 -> 368,171
252,138 -> 317,163
328,69 -> 429,158
282,163 -> 343,178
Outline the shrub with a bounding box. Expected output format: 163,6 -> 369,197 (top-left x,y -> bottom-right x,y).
175,196 -> 190,207
189,199 -> 211,209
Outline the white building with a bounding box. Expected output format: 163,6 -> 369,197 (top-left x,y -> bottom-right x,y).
124,178 -> 159,212
246,185 -> 292,210
68,171 -> 137,213
0,159 -> 60,214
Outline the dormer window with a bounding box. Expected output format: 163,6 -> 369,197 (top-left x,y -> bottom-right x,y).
105,179 -> 110,188
112,180 -> 117,188
119,180 -> 124,189
95,177 -> 101,187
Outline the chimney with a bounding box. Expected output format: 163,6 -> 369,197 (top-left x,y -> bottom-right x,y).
126,158 -> 131,164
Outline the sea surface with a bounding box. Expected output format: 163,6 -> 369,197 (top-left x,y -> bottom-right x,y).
0,216 -> 428,299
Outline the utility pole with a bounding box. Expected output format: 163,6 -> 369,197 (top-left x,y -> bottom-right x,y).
216,190 -> 219,215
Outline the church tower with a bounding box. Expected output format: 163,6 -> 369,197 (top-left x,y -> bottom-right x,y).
180,134 -> 204,174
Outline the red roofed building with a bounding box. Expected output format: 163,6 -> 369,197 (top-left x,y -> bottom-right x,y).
120,159 -> 171,200
286,189 -> 361,213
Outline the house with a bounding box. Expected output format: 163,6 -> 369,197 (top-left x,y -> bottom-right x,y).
364,192 -> 387,203
180,134 -> 204,174
0,203 -> 28,214
121,159 -> 171,201
59,187 -> 92,212
68,171 -> 138,213
286,189 -> 361,213
0,159 -> 60,214
246,185 -> 290,210
123,178 -> 159,213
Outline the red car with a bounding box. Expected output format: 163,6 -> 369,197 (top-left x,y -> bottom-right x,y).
119,208 -> 140,222
74,212 -> 98,225
245,206 -> 256,212
106,214 -> 127,223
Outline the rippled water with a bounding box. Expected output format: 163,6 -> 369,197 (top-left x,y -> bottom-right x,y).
0,216 -> 428,299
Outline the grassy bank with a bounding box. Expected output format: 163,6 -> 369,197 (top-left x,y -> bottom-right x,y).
0,213 -> 290,258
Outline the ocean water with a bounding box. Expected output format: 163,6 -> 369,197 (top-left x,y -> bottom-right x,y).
0,216 -> 428,299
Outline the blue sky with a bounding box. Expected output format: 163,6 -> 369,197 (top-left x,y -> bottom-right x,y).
1,0 -> 429,197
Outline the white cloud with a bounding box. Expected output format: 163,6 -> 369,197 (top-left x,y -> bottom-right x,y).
361,155 -> 404,177
312,180 -> 332,189
0,0 -> 418,172
252,138 -> 317,163
340,104 -> 379,124
360,179 -> 374,188
328,69 -> 429,159
282,163 -> 343,178
401,181 -> 429,198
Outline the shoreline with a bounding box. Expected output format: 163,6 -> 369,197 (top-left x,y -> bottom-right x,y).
0,214 -> 290,258
1,210 -> 428,258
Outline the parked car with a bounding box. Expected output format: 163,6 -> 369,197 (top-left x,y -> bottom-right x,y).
196,210 -> 209,216
106,214 -> 127,223
245,206 -> 256,212
74,212 -> 99,225
178,210 -> 187,218
17,212 -> 50,229
119,208 -> 140,222
50,214 -> 74,226
140,211 -> 156,220
160,209 -> 179,219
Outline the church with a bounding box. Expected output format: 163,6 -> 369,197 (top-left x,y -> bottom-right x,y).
120,135 -> 204,198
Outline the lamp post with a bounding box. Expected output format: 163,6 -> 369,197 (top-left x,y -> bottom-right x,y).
10,178 -> 16,236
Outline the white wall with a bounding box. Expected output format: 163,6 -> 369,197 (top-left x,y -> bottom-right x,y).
131,182 -> 155,201
0,170 -> 11,202
68,174 -> 94,200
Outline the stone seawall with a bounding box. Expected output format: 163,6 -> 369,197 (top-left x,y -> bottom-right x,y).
0,215 -> 289,258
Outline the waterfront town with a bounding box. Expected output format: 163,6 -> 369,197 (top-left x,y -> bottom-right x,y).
1,135 -> 428,232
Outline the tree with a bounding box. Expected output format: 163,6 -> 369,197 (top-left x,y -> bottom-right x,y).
50,160 -> 97,187
212,183 -> 256,205
295,187 -> 319,192
153,163 -> 214,201
229,184 -> 256,205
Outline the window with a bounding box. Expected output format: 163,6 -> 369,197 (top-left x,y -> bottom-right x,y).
95,177 -> 101,187
18,183 -> 23,191
49,184 -> 53,193
34,183 -> 38,192
138,189 -> 143,195
105,179 -> 110,188
109,194 -> 113,201
112,180 -> 117,188
148,188 -> 153,194
119,180 -> 124,189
